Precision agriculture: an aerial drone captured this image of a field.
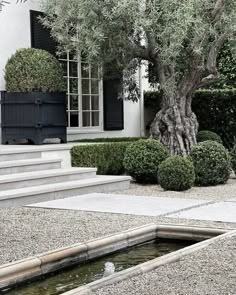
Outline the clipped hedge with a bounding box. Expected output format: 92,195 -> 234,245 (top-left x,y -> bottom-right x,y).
71,137 -> 146,143
197,130 -> 223,145
190,141 -> 231,186
5,48 -> 65,92
145,89 -> 236,148
158,156 -> 195,191
123,139 -> 169,183
71,142 -> 131,175
231,145 -> 236,173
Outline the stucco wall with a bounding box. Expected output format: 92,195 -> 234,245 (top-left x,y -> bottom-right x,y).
0,0 -> 148,140
0,0 -> 40,90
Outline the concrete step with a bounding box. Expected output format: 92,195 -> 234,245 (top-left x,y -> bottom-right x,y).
0,176 -> 131,207
0,168 -> 97,191
0,158 -> 62,175
0,144 -> 73,168
0,150 -> 42,162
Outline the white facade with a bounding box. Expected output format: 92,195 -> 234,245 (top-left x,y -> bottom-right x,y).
0,0 -> 150,141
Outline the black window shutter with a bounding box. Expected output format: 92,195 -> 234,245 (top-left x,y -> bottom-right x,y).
30,10 -> 57,56
103,79 -> 124,131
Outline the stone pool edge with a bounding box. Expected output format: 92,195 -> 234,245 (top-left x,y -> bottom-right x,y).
0,224 -> 229,291
62,229 -> 236,295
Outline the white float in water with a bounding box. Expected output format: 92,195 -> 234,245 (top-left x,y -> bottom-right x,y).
103,262 -> 115,277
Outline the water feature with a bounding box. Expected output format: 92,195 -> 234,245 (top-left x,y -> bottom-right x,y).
3,239 -> 193,295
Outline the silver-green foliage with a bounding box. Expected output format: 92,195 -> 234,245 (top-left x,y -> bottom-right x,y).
5,48 -> 65,92
41,0 -> 236,99
158,156 -> 195,191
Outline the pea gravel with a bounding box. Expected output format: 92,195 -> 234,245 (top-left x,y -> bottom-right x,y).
1,178 -> 236,275
95,235 -> 236,295
117,178 -> 236,201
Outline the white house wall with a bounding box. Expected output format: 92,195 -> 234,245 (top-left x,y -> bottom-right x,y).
0,0 -> 40,90
0,0 -> 147,140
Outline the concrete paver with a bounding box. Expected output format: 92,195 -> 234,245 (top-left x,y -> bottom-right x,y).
169,201 -> 236,223
27,193 -> 208,217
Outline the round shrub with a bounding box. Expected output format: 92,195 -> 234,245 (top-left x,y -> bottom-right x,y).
5,48 -> 65,92
230,145 -> 236,173
158,156 -> 195,191
190,140 -> 231,186
123,139 -> 169,183
197,130 -> 223,145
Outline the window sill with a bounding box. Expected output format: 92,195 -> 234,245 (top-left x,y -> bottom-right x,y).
67,128 -> 104,135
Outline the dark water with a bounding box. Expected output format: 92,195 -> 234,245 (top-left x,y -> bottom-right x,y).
3,239 -> 193,295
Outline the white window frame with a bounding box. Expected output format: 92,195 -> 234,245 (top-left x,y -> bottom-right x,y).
59,52 -> 103,132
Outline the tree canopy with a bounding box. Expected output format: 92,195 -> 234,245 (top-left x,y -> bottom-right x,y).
42,0 -> 236,100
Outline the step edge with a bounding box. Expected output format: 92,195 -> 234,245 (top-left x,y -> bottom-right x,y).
0,168 -> 97,184
0,176 -> 131,200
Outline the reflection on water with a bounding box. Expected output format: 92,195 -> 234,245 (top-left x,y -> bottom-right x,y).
3,239 -> 193,295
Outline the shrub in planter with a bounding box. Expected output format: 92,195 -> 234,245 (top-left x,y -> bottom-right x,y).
197,130 -> 223,145
230,145 -> 236,173
123,139 -> 169,183
71,142 -> 131,175
190,141 -> 231,186
158,156 -> 195,191
2,48 -> 66,144
5,48 -> 65,92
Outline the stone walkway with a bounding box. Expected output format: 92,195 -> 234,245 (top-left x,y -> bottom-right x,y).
27,193 -> 208,217
28,190 -> 236,223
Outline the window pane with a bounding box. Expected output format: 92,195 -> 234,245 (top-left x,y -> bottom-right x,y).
92,112 -> 99,126
82,112 -> 90,127
81,63 -> 89,78
69,62 -> 78,77
69,78 -> 78,94
91,80 -> 99,94
91,96 -> 99,110
82,79 -> 90,94
82,95 -> 90,110
91,65 -> 99,78
70,112 -> 79,127
61,61 -> 67,77
70,95 -> 79,110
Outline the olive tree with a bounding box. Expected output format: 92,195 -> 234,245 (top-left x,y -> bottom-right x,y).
41,0 -> 236,155
0,0 -> 26,11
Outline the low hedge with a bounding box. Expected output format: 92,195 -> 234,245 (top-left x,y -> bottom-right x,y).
71,142 -> 131,175
158,156 -> 195,191
70,137 -> 146,143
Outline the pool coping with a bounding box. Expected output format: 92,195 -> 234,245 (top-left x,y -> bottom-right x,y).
62,229 -> 236,295
0,224 -> 230,291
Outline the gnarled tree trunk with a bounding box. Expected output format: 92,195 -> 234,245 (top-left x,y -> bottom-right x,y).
150,94 -> 199,155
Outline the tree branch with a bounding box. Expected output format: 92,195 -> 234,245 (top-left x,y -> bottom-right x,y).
212,0 -> 225,22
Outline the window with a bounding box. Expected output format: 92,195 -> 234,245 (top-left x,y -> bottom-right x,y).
59,53 -> 102,129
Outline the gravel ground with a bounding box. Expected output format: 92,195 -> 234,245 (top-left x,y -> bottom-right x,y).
95,235 -> 236,295
0,178 -> 236,268
1,207 -> 236,266
116,178 -> 236,201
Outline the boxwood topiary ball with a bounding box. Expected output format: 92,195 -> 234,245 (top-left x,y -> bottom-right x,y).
230,145 -> 236,173
158,156 -> 195,191
190,140 -> 231,186
197,130 -> 223,145
123,139 -> 169,183
5,48 -> 65,92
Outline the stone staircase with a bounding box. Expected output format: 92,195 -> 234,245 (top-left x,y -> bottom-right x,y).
0,144 -> 131,207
